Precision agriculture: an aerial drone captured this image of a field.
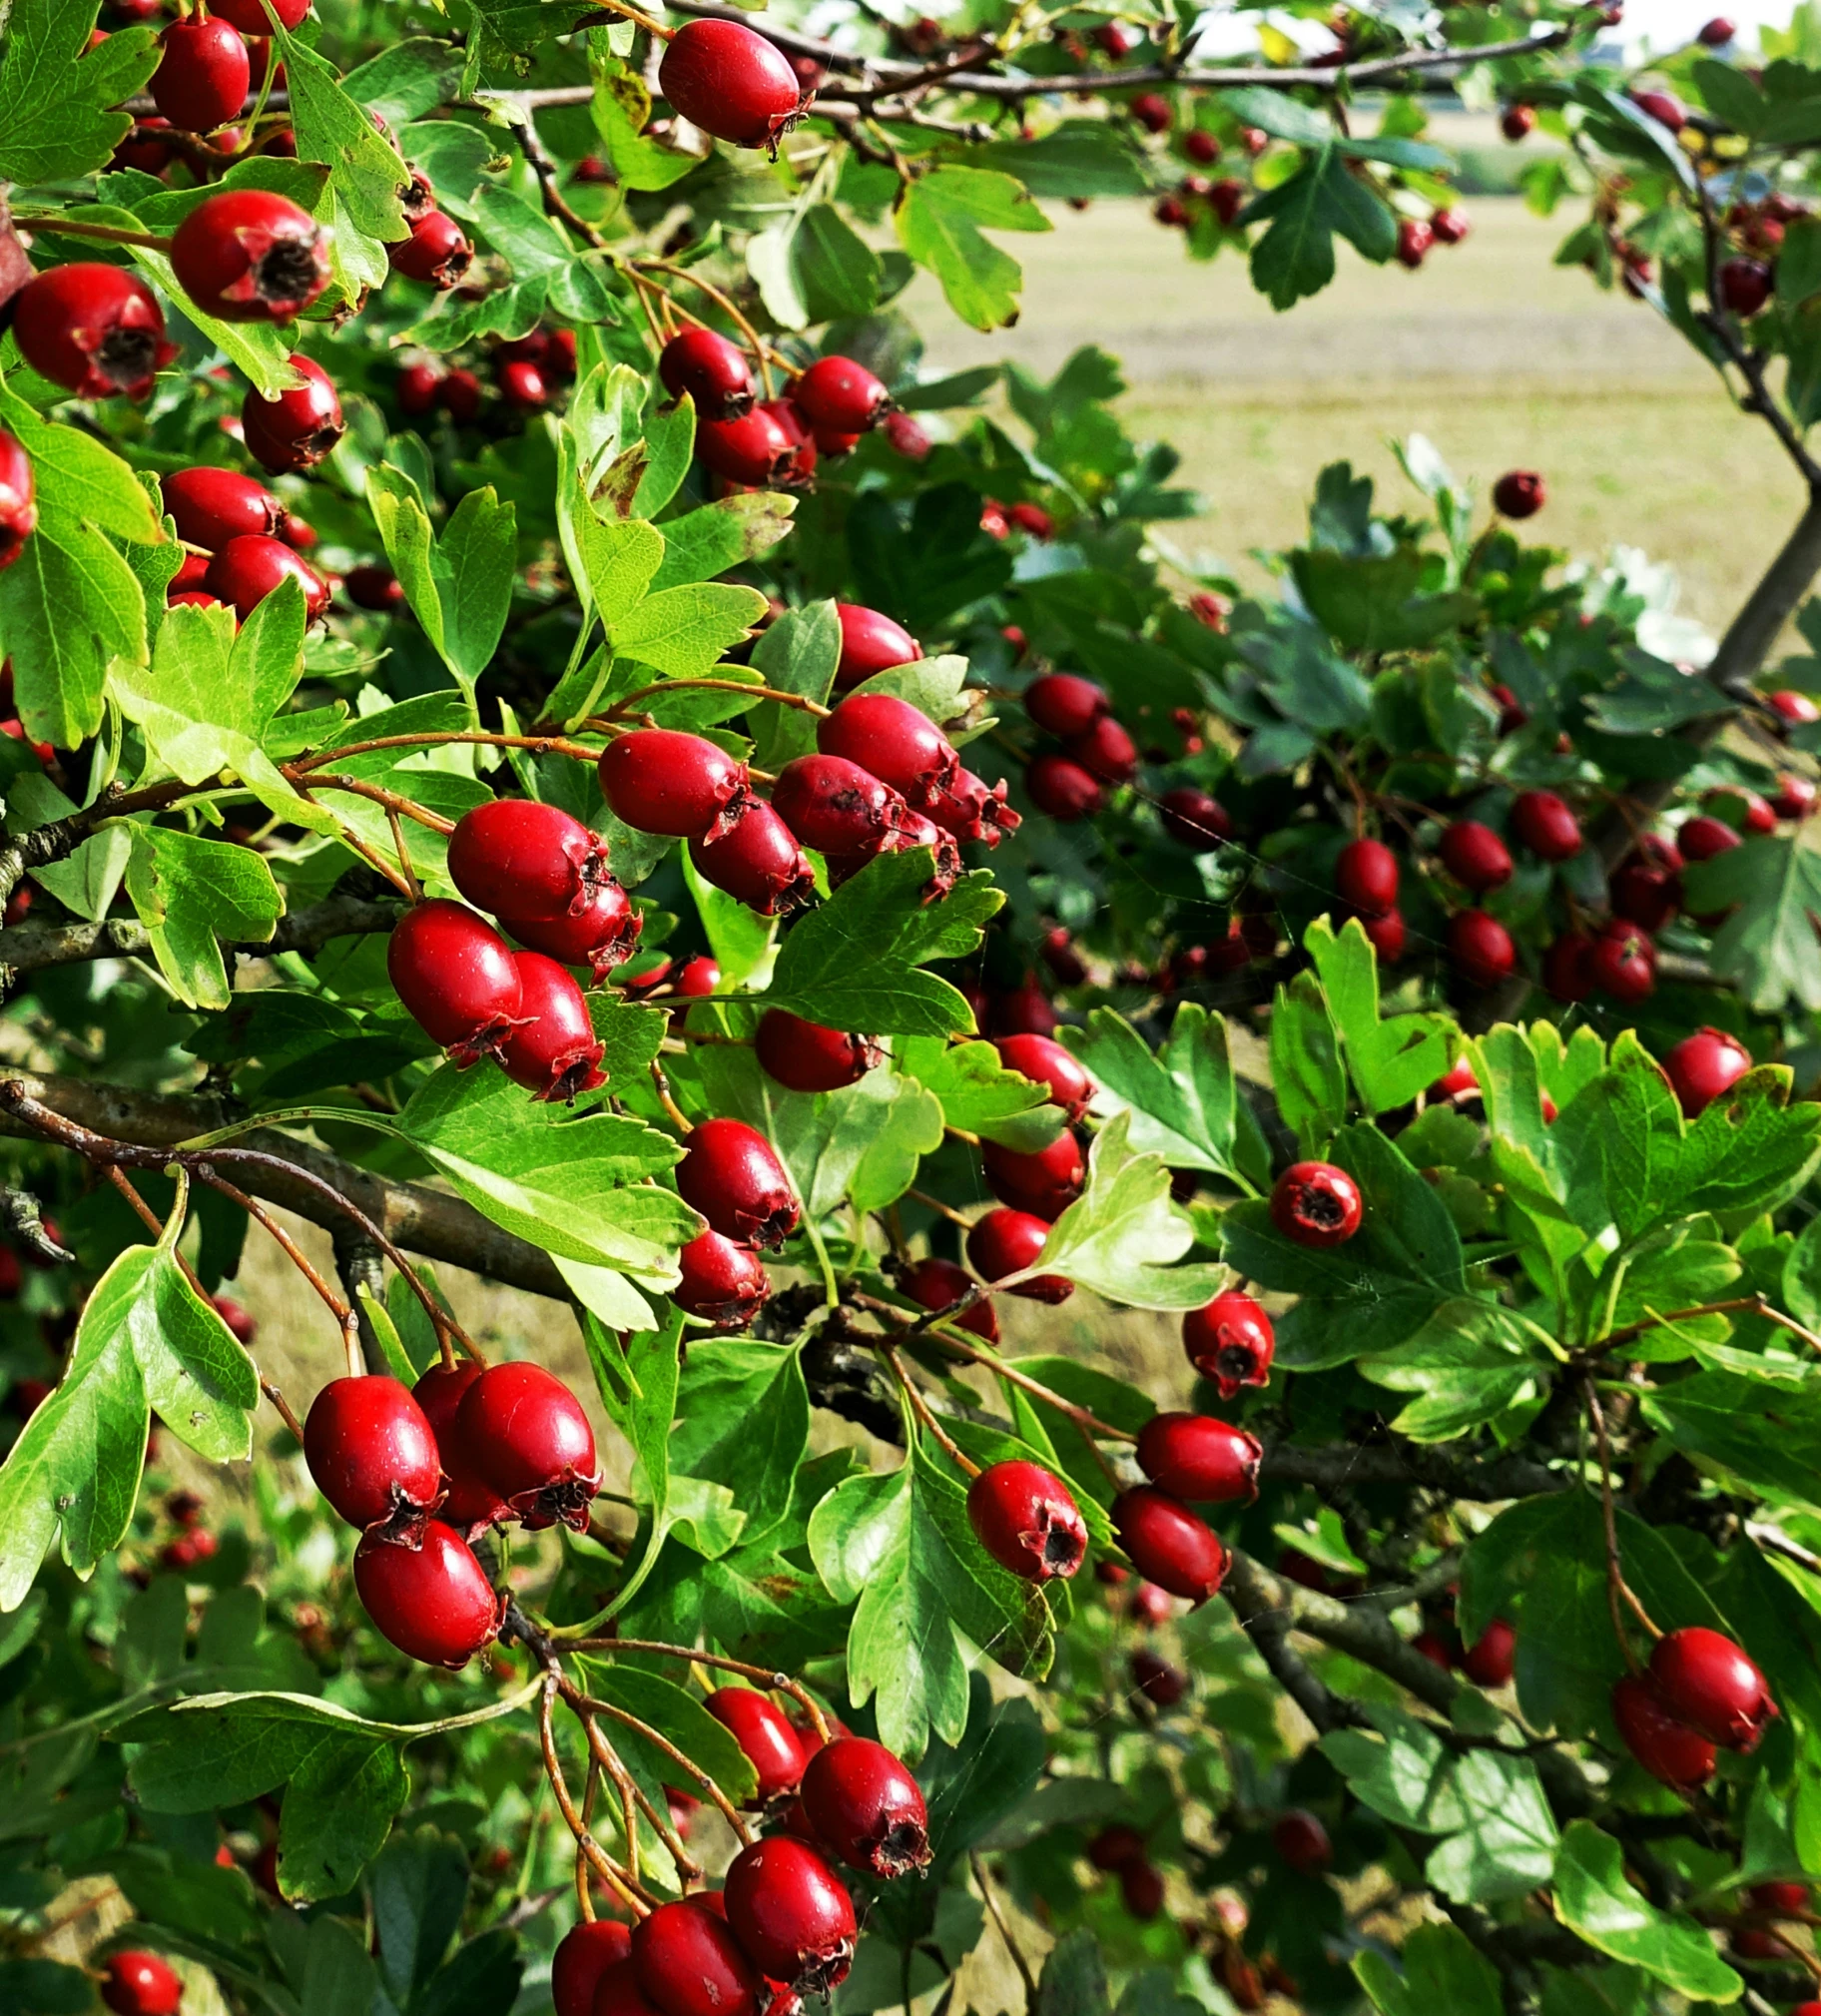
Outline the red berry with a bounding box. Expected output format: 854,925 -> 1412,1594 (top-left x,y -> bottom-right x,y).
498,357 -> 548,411
303,1375 -> 441,1534
599,728 -> 750,839
412,1361 -> 509,1533
1611,1672 -> 1715,1790
770,752 -> 911,859
981,1128 -> 1085,1220
1699,14 -> 1736,41
1131,1648 -> 1187,1705
883,408 -> 929,459
449,798 -> 611,923
114,117 -> 175,174
927,766 -> 1020,846
1450,909 -> 1516,987
1272,1809 -> 1332,1873
12,264 -> 177,400
756,1008 -> 880,1093
898,1256 -> 997,1341
171,188 -> 330,323
456,1361 -> 601,1532
1182,127 -> 1217,163
1747,1880 -> 1810,1914
1270,1161 -> 1362,1247
1008,500 -> 1055,539
1024,672 -> 1108,737
1631,87 -> 1686,131
1136,1413 -> 1261,1503
440,368 -> 482,423
1363,909 -> 1406,961
1439,820 -> 1513,892
1492,469 -> 1545,518
1462,1618 -> 1516,1687
993,1033 -> 1092,1117
593,1958 -> 667,2015
0,432 -> 34,573
1612,837 -> 1681,932
1414,1630 -> 1458,1671
1182,1289 -> 1275,1396
674,1230 -> 770,1329
1661,1026 -> 1750,1117
497,952 -> 607,1102
213,1295 -> 257,1344
1335,837 -> 1399,916
658,17 -> 804,148
1544,931 -> 1595,1003
724,1836 -> 856,1995
689,803 -> 816,916
674,955 -> 720,996
389,210 -> 472,288
353,1519 -> 501,1667
1502,103 -> 1537,141
793,356 -> 891,436
818,694 -> 957,810
705,1686 -> 809,1801
1432,206 -> 1471,245
397,360 -> 443,415
100,1952 -> 184,2016
967,1458 -> 1088,1582
1648,1627 -> 1777,1750
1158,787 -> 1232,850
498,881 -> 642,984
152,16 -> 249,133
241,352 -> 345,472
1396,218 -> 1433,269
698,406 -> 799,485
677,1116 -> 801,1248
387,900 -> 523,1062
1705,786 -> 1777,836
1719,256 -> 1773,317
1512,789 -> 1581,861
632,1897 -> 764,2016
659,328 -> 757,418
1588,920 -> 1655,1004
1114,1486 -> 1228,1603
1433,1057 -> 1478,1100
552,1919 -> 632,2016
800,1736 -> 929,1878
965,1206 -> 1071,1301
1209,179 -> 1246,226
343,564 -> 402,612
1064,713 -> 1138,786
1129,92 -> 1171,133
1120,1858 -> 1165,1919
1775,773 -> 1816,820
1769,688 -> 1821,729
161,466 -> 283,549
1678,813 -> 1743,863
1025,753 -> 1103,821
213,0 -> 308,26
1088,1824 -> 1147,1870
988,982 -> 1056,1038
1490,682 -> 1526,734
204,534 -> 328,621
833,603 -> 919,693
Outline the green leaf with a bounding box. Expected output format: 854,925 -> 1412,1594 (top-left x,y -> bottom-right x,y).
612,581 -> 769,679
751,204 -> 883,332
962,123 -> 1149,200
1355,1923 -> 1503,2016
1554,1820 -> 1742,2001
1036,1929 -> 1113,2016
669,1337 -> 810,1554
0,1 -> 158,183
124,827 -> 285,1011
748,598 -> 842,773
649,494 -> 798,595
896,1034 -> 1061,1149
573,1660 -> 760,1812
342,37 -> 467,122
1270,971 -> 1347,1154
583,1311 -> 681,1616
682,850 -> 776,990
370,1825 -> 469,2008
1033,1112 -> 1221,1310
1247,146 -> 1397,312
1360,1299 -> 1547,1443
0,516 -> 146,751
1061,1003 -> 1257,1185
1683,834 -> 1821,1012
1640,1369 -> 1821,1508
1304,915 -> 1452,1113
767,854 -> 1000,1037
895,167 -> 1050,332
0,384 -> 163,544
365,465 -> 517,691
591,56 -> 699,192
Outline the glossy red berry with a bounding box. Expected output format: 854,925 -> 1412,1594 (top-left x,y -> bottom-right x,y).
242,353 -> 345,471
793,356 -> 891,435
499,880 -> 642,984
658,18 -> 803,149
1769,688 -> 1821,729
674,1230 -> 770,1329
1450,909 -> 1516,987
412,1361 -> 508,1533
171,189 -> 330,323
1271,1161 -> 1363,1247
1501,103 -> 1537,141
1512,789 -> 1581,861
1661,1026 -> 1750,1117
213,0 -> 308,26
397,360 -> 443,414
440,368 -> 482,422
600,729 -> 750,839
213,1295 -> 257,1345
1612,836 -> 1681,932
928,765 -> 1020,846
1719,255 -> 1773,317
449,798 -> 611,923
698,405 -> 798,485
898,1256 -> 997,1341
1630,86 -> 1687,130
497,952 -> 607,1103
801,1736 -> 929,1877
389,210 -> 471,288
152,16 -> 249,133
456,1361 -> 602,1532
354,1519 -> 501,1668
771,752 -> 911,859
387,901 -> 523,1062
1611,1672 -> 1715,1790
659,328 -> 756,418
1699,14 -> 1737,41
1747,1880 -> 1811,1915
1440,820 -> 1513,892
344,564 -> 402,611
818,694 -> 957,809
1396,218 -> 1433,269
1024,672 -> 1108,737
1025,753 -> 1103,820
1334,837 -> 1399,916
1087,1824 -> 1146,1870
1130,91 -> 1171,133
705,1687 -> 809,1802
1492,469 -> 1545,518
833,603 -> 919,693
1775,773 -> 1815,820
1649,1627 -> 1777,1749
966,1206 -> 1071,1302
498,358 -> 547,411
1462,1618 -> 1517,1687
593,1958 -> 665,2016
1130,1648 -> 1187,1706
1136,1413 -> 1261,1503
1158,787 -> 1232,850
634,1897 -> 765,2016
993,1033 -> 1092,1117
1065,713 -> 1139,786
303,1375 -> 441,1535
1182,1289 -> 1274,1396
677,1116 -> 801,1248
552,1919 -> 632,2016
1707,786 -> 1776,836
1363,908 -> 1406,961
690,803 -> 816,916
1679,813 -> 1744,864
725,1837 -> 857,1996
1120,1859 -> 1165,1919
1589,920 -> 1655,1004
0,432 -> 35,573
981,1128 -> 1085,1220
100,1952 -> 184,2016
968,1459 -> 1087,1582
1113,1486 -> 1228,1603
12,264 -> 177,400
1543,931 -> 1595,1002
161,466 -> 283,549
204,534 -> 328,621
1272,1810 -> 1332,1874
756,1008 -> 880,1093
1432,206 -> 1471,245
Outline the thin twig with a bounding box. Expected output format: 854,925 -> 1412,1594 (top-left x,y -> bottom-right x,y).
881,1342 -> 978,1475
1585,1378 -> 1660,1661
971,1853 -> 1037,1999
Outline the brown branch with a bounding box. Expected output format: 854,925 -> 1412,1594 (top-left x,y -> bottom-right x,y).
0,892 -> 403,980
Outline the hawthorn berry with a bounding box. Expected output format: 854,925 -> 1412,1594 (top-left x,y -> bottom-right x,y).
981,1128 -> 1085,1220
353,1519 -> 502,1668
497,953 -> 608,1102
1158,787 -> 1232,850
1462,1618 -> 1517,1687
1630,87 -> 1687,130
599,728 -> 749,839
928,766 -> 1020,845
897,1256 -> 998,1341
343,565 -> 402,612
793,356 -> 891,436
213,0 -> 308,26
1272,1809 -> 1333,1873
724,1837 -> 856,1996
1544,930 -> 1595,1003
1588,920 -> 1655,1004
676,1116 -> 801,1248
440,368 -> 482,423
1493,469 -> 1545,518
1024,672 -> 1108,737
1432,206 -> 1471,245
659,328 -> 757,418
1661,1026 -> 1750,1116
1706,786 -> 1776,836
1182,1288 -> 1275,1396
161,466 -> 284,549
1396,218 -> 1433,269
705,1686 -> 809,1801
387,901 -> 524,1063
1611,836 -> 1681,932
1120,1858 -> 1165,1919
671,955 -> 720,996
412,1361 -> 509,1532
770,751 -> 911,858
1648,1627 -> 1777,1749
1502,103 -> 1537,140
593,1960 -> 665,2016
1113,1486 -> 1229,1603
0,432 -> 34,572
818,693 -> 958,809
1136,1413 -> 1262,1503
801,1736 -> 930,1877
1747,1880 -> 1811,1914
303,1375 -> 442,1535
1769,688 -> 1821,729
113,118 -> 175,175
12,264 -> 177,400
551,1919 -> 633,2016
498,358 -> 548,412
1775,774 -> 1816,819
884,408 -> 930,459
689,802 -> 816,916
152,16 -> 250,133
1130,91 -> 1171,132
243,353 -> 345,471
967,1459 -> 1088,1582
1064,712 -> 1139,785
449,798 -> 611,922
1088,1824 -> 1147,1871
1449,909 -> 1516,987
832,602 -> 919,693
1363,908 -> 1407,961
203,535 -> 329,622
456,1360 -> 602,1532
993,1032 -> 1092,1117
965,1206 -> 1071,1301
388,210 -> 472,288
674,1230 -> 771,1329
171,188 -> 330,323
699,404 -> 803,486
1270,1161 -> 1362,1247
1678,813 -> 1743,863
1719,256 -> 1774,317
499,880 -> 642,983
1699,14 -> 1737,40
214,1295 -> 258,1345
658,17 -> 804,148
1611,1672 -> 1716,1790
1335,837 -> 1399,916
397,360 -> 443,415
100,1952 -> 184,2016
1026,753 -> 1104,821
1439,819 -> 1513,892
1131,1649 -> 1188,1706
756,1008 -> 881,1093
1512,789 -> 1582,861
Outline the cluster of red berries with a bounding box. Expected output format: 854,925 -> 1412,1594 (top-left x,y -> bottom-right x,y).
551,1708 -> 928,2011
1021,672 -> 1133,824
160,457 -> 331,621
1087,1820 -> 1168,1919
304,1357 -> 602,1667
1611,1626 -> 1776,1791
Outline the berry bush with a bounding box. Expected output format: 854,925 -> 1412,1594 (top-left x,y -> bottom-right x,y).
8,2 -> 1821,2013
